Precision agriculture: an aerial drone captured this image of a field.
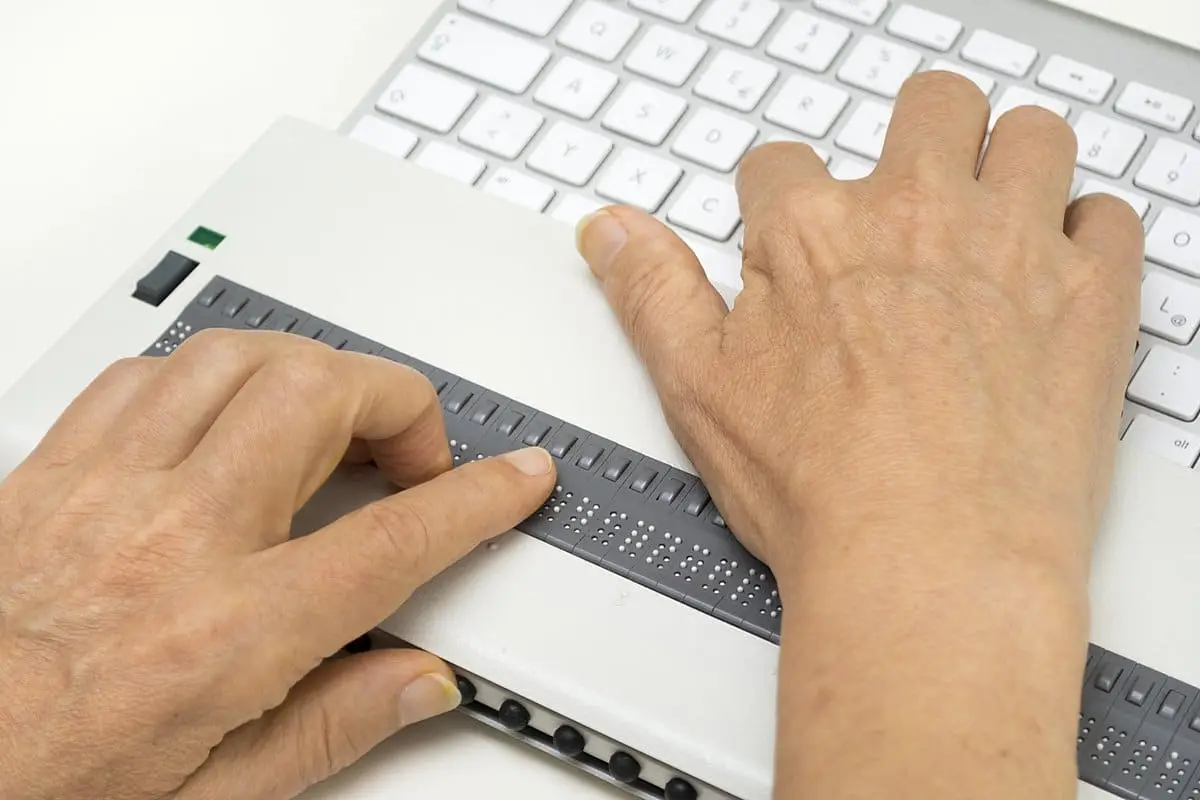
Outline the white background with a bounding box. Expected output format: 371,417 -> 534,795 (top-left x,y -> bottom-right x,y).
0,1 -> 1196,799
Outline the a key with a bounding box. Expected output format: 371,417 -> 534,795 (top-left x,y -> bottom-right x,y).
694,50 -> 779,113
830,158 -> 876,180
533,57 -> 619,120
602,80 -> 689,146
835,101 -> 892,161
349,117 -> 420,159
812,0 -> 889,26
671,107 -> 759,172
836,35 -> 922,99
1115,82 -> 1195,133
1073,112 -> 1146,179
1135,139 -> 1200,206
766,135 -> 831,164
667,175 -> 741,241
1036,55 -> 1115,105
419,13 -> 551,94
960,29 -> 1039,78
697,0 -> 782,48
482,168 -> 556,211
989,86 -> 1070,131
551,194 -> 605,226
765,11 -> 851,74
1123,415 -> 1200,468
596,148 -> 683,212
375,64 -> 477,134
458,0 -> 573,37
926,60 -> 995,97
629,0 -> 706,23
624,25 -> 709,87
1146,207 -> 1200,278
558,1 -> 641,62
458,97 -> 545,159
414,142 -> 488,185
1076,180 -> 1150,219
527,121 -> 613,186
1128,346 -> 1200,421
885,5 -> 963,52
1140,271 -> 1200,345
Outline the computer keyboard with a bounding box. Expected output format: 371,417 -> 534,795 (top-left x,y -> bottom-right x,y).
339,0 -> 1200,466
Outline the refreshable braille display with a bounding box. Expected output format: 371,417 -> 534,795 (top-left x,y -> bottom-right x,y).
340,0 -> 1200,478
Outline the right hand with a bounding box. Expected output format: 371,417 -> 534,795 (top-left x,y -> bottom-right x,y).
575,71 -> 1144,585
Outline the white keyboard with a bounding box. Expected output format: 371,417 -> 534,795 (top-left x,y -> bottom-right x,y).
341,0 -> 1200,469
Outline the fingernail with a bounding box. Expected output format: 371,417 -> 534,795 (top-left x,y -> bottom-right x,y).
575,209 -> 628,278
399,674 -> 461,727
502,446 -> 553,476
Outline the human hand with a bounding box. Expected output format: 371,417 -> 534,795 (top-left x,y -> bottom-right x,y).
0,331 -> 556,800
575,71 -> 1144,583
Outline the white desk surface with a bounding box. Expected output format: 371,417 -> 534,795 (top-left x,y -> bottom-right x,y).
0,2 -> 1195,799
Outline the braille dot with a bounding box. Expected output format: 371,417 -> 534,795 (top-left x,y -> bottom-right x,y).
702,548 -> 710,556
620,513 -> 627,520
669,546 -> 676,553
674,537 -> 682,545
648,525 -> 656,533
1109,727 -> 1116,733
618,545 -> 625,552
693,545 -> 700,552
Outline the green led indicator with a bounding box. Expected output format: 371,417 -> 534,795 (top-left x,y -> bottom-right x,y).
188,226 -> 226,250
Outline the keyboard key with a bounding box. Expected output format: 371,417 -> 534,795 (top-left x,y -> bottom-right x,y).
830,157 -> 876,180
667,175 -> 741,241
625,25 -> 709,87
1115,82 -> 1194,132
558,1 -> 641,62
1140,270 -> 1200,345
375,63 -> 477,134
694,50 -> 779,113
836,101 -> 893,161
483,168 -> 556,211
629,0 -> 705,23
812,0 -> 889,26
766,135 -> 832,164
885,5 -> 963,52
1146,207 -> 1200,278
926,60 -> 995,97
415,141 -> 487,185
527,121 -> 613,186
459,96 -> 545,159
1123,415 -> 1200,468
960,29 -> 1038,78
1073,112 -> 1146,179
349,117 -> 419,159
458,0 -> 573,37
602,80 -> 689,146
766,11 -> 851,74
1076,180 -> 1150,219
534,57 -> 619,120
1128,347 -> 1200,421
419,13 -> 551,94
596,148 -> 683,212
836,35 -> 922,99
671,108 -> 759,172
1036,55 -> 1114,105
764,75 -> 851,138
989,86 -> 1070,131
1135,140 -> 1200,206
697,0 -> 781,48
551,194 -> 605,225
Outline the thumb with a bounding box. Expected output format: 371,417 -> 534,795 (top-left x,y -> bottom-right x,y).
176,648 -> 461,800
577,206 -> 727,392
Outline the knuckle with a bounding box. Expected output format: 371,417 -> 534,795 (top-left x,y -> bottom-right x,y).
360,499 -> 434,573
266,350 -> 341,397
176,326 -> 244,360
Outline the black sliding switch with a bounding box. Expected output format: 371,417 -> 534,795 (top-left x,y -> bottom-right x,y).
134,251 -> 199,307
629,467 -> 658,494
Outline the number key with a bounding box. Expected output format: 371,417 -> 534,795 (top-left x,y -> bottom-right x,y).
1074,112 -> 1145,179
1135,139 -> 1200,206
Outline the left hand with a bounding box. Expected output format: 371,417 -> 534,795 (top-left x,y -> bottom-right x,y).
0,329 -> 556,800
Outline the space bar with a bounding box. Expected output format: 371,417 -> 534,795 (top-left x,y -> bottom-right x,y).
679,235 -> 744,309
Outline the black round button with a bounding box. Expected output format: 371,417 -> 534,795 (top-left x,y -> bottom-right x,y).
456,675 -> 477,706
608,751 -> 641,783
665,777 -> 698,800
344,634 -> 372,654
553,725 -> 586,757
498,699 -> 531,731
